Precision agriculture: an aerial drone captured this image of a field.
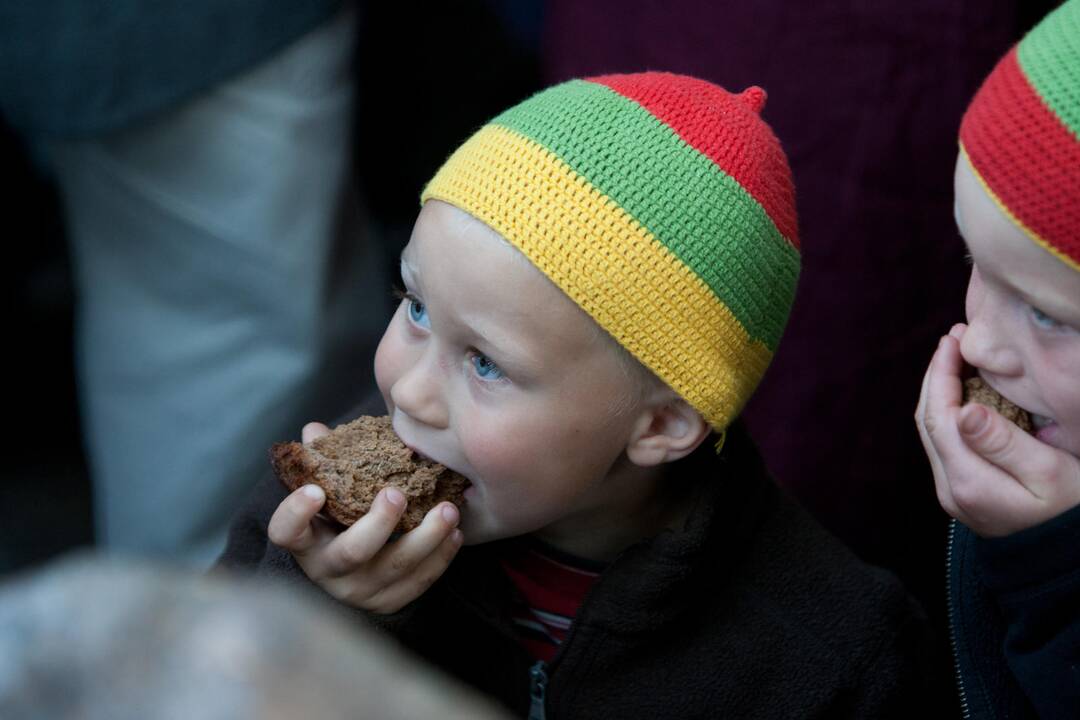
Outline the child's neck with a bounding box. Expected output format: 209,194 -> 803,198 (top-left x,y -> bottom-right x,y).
532,454 -> 697,563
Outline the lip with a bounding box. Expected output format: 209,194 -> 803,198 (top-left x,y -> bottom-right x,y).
398,435 -> 441,467
390,415 -> 429,460
401,438 -> 434,463
392,420 -> 474,485
1034,423 -> 1059,447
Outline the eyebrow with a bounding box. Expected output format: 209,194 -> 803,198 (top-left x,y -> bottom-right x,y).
472,330 -> 545,381
397,253 -> 544,377
973,247 -> 1080,325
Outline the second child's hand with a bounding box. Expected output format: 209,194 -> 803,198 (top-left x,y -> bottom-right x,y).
268,422 -> 464,614
916,324 -> 1080,538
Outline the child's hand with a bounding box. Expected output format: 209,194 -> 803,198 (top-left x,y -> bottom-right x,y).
916,324 -> 1080,537
267,422 -> 464,614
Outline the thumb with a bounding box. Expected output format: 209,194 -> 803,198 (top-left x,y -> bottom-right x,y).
958,403 -> 1075,494
958,404 -> 1027,470
302,422 -> 332,444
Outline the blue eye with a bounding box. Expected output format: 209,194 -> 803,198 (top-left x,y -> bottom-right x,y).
406,296 -> 430,328
471,353 -> 504,381
1031,306 -> 1062,330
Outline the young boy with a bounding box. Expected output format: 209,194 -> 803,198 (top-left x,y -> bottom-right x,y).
915,2 -> 1080,718
221,72 -> 938,717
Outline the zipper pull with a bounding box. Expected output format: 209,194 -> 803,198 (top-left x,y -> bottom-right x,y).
528,660 -> 548,720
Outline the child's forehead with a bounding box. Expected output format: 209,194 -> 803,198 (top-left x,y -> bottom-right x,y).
956,159 -> 1080,322
405,201 -> 610,350
403,207 -> 517,299
405,202 -> 530,267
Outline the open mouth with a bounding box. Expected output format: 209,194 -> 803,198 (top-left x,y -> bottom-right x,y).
1031,413 -> 1055,431
407,446 -> 434,463
397,437 -> 474,499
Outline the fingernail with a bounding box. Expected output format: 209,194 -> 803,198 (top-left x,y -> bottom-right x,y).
451,529 -> 464,546
385,487 -> 405,507
302,484 -> 324,501
441,503 -> 459,526
960,404 -> 989,435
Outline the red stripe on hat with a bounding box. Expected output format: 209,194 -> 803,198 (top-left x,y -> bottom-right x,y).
589,72 -> 799,248
960,47 -> 1080,268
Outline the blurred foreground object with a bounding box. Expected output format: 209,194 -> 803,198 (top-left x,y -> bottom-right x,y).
0,553 -> 508,720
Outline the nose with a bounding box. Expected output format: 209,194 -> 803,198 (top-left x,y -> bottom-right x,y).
389,345 -> 450,429
960,268 -> 1022,376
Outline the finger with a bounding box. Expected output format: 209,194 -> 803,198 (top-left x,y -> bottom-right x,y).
320,487 -> 408,577
926,334 -> 965,414
915,350 -> 931,422
364,528 -> 464,614
302,422 -> 331,444
958,403 -> 1080,501
915,337 -> 959,513
268,485 -> 331,554
919,416 -> 957,515
947,322 -> 967,341
369,502 -> 461,583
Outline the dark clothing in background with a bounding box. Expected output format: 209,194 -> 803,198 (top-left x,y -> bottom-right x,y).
0,1 -> 388,566
0,0 -> 342,137
220,402 -> 942,719
948,508 -> 1080,720
541,0 -> 1054,647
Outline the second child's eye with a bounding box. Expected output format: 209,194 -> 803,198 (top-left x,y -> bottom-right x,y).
470,353 -> 504,381
1031,306 -> 1063,330
406,296 -> 430,328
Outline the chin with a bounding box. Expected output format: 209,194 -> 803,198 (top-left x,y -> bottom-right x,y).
458,525 -> 499,547
456,511 -> 492,546
457,510 -> 527,546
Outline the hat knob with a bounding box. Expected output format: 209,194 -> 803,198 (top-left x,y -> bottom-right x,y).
738,86 -> 767,114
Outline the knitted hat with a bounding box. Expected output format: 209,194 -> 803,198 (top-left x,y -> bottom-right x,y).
421,72 -> 799,432
959,0 -> 1080,273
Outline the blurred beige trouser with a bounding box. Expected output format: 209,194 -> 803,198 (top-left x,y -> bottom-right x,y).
47,3 -> 386,567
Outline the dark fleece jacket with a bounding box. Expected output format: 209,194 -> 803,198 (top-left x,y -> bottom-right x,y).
948,504 -> 1080,720
218,414 -> 942,719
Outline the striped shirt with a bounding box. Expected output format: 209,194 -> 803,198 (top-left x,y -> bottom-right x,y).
499,540 -> 604,662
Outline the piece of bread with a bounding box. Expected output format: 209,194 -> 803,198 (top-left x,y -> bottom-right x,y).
270,416 -> 469,532
962,377 -> 1033,433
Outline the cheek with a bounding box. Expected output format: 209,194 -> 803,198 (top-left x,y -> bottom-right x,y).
373,322 -> 403,403
1048,357 -> 1080,453
462,418 -> 534,481
463,408 -> 619,492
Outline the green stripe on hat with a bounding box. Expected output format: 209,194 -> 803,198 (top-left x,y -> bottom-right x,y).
489,79 -> 799,352
1017,0 -> 1080,138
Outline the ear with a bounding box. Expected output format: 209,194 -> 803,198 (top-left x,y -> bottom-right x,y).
625,396 -> 710,467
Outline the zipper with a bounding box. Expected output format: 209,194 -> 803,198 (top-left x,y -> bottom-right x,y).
518,535 -> 649,718
946,518 -> 972,719
528,660 -> 548,720
521,550 -> 601,720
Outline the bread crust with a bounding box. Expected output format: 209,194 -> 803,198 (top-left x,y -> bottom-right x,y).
270,416 -> 468,531
962,377 -> 1033,433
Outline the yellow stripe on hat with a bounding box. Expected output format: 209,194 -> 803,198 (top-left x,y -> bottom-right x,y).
422,123 -> 773,430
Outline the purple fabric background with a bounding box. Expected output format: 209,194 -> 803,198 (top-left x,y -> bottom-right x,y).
542,0 -> 1046,626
